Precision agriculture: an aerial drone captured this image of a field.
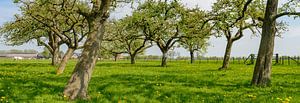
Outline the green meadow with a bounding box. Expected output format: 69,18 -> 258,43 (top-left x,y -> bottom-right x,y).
0,59 -> 299,103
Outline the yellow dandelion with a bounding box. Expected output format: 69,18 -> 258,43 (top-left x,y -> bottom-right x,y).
285,98 -> 290,101
63,95 -> 67,98
1,96 -> 5,99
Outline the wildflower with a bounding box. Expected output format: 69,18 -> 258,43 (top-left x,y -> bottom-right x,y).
63,95 -> 67,98
285,98 -> 290,102
1,96 -> 5,99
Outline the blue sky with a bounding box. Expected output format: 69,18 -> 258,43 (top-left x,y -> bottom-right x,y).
0,0 -> 300,57
0,0 -> 41,51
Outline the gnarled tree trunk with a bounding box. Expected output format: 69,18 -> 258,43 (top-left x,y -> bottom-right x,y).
219,39 -> 233,70
63,21 -> 105,99
63,0 -> 111,98
56,48 -> 75,75
251,0 -> 278,86
161,51 -> 168,67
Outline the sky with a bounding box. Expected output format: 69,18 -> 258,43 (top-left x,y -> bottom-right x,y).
0,0 -> 300,57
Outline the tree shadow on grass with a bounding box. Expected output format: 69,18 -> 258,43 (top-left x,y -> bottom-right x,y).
96,62 -> 163,68
87,74 -> 251,103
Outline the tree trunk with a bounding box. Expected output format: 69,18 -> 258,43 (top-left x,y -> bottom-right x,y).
51,48 -> 60,66
161,51 -> 168,67
63,0 -> 111,100
56,48 -> 75,75
114,54 -> 117,62
190,50 -> 195,64
251,0 -> 278,86
130,54 -> 136,64
219,39 -> 233,70
63,21 -> 106,100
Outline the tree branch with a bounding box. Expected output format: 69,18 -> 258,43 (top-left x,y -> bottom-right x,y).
274,12 -> 300,20
229,0 -> 253,27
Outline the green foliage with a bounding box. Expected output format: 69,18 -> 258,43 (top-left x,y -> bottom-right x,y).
279,0 -> 300,15
212,0 -> 264,37
179,9 -> 211,54
103,16 -> 152,58
0,15 -> 46,45
100,21 -> 128,58
133,0 -> 188,49
0,59 -> 299,102
40,47 -> 51,58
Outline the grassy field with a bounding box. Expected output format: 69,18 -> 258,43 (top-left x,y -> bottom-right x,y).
0,59 -> 299,103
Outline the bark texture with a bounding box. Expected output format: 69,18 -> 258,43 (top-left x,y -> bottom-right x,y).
130,54 -> 136,64
56,48 -> 75,75
63,23 -> 105,100
161,52 -> 168,67
219,40 -> 233,70
52,47 -> 60,66
251,0 -> 278,86
63,0 -> 110,100
47,34 -> 61,66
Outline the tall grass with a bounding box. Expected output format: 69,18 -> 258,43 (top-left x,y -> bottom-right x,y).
0,59 -> 299,103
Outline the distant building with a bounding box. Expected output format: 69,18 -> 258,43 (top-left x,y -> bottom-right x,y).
0,53 -> 38,59
71,53 -> 81,59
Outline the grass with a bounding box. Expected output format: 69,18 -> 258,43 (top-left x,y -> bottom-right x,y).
0,59 -> 299,103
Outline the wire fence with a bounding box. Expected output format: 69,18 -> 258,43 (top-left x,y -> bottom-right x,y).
119,54 -> 300,66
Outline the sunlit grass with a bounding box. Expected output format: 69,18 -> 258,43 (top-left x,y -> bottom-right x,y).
0,59 -> 299,103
